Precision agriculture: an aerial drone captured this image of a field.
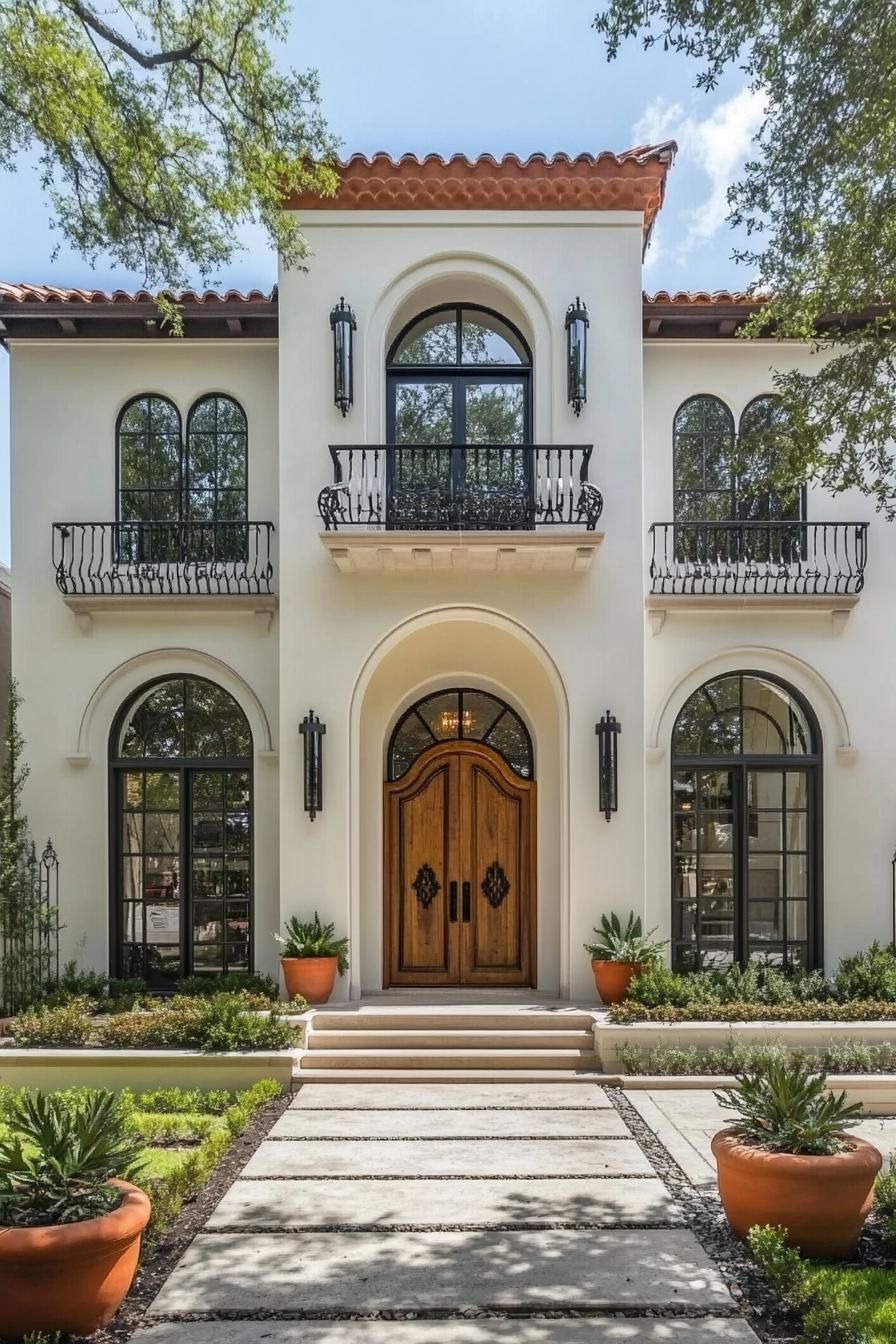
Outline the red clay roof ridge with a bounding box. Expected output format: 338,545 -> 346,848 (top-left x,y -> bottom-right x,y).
0,282 -> 274,305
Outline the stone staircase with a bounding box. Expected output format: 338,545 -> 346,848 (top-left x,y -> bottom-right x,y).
294,1005 -> 602,1083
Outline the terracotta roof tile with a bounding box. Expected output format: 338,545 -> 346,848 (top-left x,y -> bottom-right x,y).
0,282 -> 274,305
644,289 -> 760,306
286,145 -> 677,232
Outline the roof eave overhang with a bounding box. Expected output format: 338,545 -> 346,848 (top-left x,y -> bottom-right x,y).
0,300 -> 278,344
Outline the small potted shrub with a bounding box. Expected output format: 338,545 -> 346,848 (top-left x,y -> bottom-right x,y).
712,1059 -> 882,1258
275,911 -> 349,1004
0,1088 -> 151,1337
584,911 -> 665,1004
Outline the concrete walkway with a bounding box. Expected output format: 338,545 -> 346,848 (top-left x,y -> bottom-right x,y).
627,1089 -> 896,1189
134,1082 -> 760,1343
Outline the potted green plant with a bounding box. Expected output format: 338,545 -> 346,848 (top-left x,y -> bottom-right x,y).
712,1059 -> 882,1258
275,912 -> 350,1004
0,1088 -> 151,1337
584,911 -> 665,1004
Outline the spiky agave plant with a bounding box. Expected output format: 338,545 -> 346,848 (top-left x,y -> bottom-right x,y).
584,910 -> 666,963
0,1088 -> 145,1227
275,912 -> 349,975
716,1059 -> 864,1156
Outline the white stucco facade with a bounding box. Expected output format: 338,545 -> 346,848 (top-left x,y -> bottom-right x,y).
1,152 -> 888,1000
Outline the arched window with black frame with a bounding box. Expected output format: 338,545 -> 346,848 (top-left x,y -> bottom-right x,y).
671,672 -> 820,973
116,394 -> 183,563
185,394 -> 249,562
386,305 -> 532,530
110,675 -> 253,986
388,688 -> 533,781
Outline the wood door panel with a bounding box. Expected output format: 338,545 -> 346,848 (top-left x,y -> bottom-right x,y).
385,754 -> 458,985
460,755 -> 533,986
384,741 -> 534,988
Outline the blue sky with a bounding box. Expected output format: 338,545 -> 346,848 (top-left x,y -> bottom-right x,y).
0,0 -> 761,566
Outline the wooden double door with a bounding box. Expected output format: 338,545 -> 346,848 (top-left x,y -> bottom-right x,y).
384,741 -> 536,987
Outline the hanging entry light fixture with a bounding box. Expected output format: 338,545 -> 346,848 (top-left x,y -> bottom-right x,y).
300,710 -> 326,820
595,710 -> 621,821
329,298 -> 356,416
565,297 -> 589,416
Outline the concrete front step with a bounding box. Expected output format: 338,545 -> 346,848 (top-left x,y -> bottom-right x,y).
292,1068 -> 604,1085
309,1010 -> 597,1033
299,1048 -> 601,1071
306,1029 -> 596,1051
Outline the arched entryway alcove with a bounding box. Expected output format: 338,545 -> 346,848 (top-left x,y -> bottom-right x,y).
352,609 -> 567,997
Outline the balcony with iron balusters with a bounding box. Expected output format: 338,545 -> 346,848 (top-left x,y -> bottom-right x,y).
51,520 -> 277,627
645,519 -> 869,633
317,444 -> 605,574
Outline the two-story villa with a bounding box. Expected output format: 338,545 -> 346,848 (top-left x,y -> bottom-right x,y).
0,144 -> 881,1013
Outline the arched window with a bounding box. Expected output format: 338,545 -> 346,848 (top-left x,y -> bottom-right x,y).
737,394 -> 803,529
185,395 -> 249,560
388,688 -> 533,781
111,676 -> 253,985
673,395 -> 736,522
117,395 -> 183,553
671,672 -> 820,973
385,305 -> 532,529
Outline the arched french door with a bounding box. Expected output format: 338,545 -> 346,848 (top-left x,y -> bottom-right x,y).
384,689 -> 536,987
671,672 -> 821,972
110,675 -> 253,985
386,305 -> 533,530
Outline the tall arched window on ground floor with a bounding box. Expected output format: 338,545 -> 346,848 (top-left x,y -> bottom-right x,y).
110,675 -> 253,985
671,672 -> 820,972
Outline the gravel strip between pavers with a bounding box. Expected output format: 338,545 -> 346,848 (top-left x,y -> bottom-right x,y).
607,1088 -> 796,1344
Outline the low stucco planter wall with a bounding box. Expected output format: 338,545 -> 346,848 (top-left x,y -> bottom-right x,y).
0,1047 -> 295,1092
612,1073 -> 896,1115
595,1018 -> 896,1067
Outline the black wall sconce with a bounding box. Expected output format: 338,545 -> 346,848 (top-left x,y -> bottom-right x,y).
595,710 -> 621,822
329,298 -> 356,416
300,710 -> 326,820
565,297 -> 589,416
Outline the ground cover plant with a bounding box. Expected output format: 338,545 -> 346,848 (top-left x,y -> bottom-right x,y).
10,992 -> 301,1053
0,1079 -> 282,1242
618,1039 -> 896,1077
611,945 -> 896,1023
749,1223 -> 896,1344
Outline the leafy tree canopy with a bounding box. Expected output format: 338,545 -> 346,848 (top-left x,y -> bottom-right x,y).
0,0 -> 338,314
594,1 -> 896,514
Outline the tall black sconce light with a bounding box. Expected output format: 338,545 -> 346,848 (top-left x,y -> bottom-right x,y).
300,710 -> 326,820
565,297 -> 589,416
329,298 -> 356,416
595,710 -> 621,822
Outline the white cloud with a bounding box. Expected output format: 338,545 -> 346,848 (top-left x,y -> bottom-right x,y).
634,86 -> 765,259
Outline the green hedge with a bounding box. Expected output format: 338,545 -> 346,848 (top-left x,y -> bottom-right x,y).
610,998 -> 896,1024
618,1039 -> 896,1076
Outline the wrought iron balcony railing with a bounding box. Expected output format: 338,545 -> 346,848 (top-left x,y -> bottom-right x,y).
649,520 -> 868,596
52,521 -> 275,597
318,444 -> 603,532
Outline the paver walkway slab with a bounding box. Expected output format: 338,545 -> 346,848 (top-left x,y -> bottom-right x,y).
147,1227 -> 734,1313
143,1080 -> 760,1342
243,1135 -> 650,1177
270,1105 -> 629,1138
289,1082 -> 613,1107
135,1319 -> 759,1343
208,1174 -> 682,1227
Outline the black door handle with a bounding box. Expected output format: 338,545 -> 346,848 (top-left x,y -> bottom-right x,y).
462,881 -> 471,923
449,881 -> 458,923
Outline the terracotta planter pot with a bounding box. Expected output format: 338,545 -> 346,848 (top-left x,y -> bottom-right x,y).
711,1128 -> 882,1259
591,959 -> 646,1005
281,955 -> 339,1004
0,1178 -> 151,1339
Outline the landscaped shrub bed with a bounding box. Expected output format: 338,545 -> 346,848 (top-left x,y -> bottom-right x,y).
10,992 -> 301,1053
611,945 -> 896,1023
0,1078 -> 282,1243
619,1039 -> 896,1076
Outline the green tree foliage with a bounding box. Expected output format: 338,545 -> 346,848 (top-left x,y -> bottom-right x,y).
593,1 -> 896,514
0,1 -> 338,302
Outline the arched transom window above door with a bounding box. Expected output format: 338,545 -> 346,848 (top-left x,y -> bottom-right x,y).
671,672 -> 820,975
388,688 -> 533,781
112,675 -> 253,987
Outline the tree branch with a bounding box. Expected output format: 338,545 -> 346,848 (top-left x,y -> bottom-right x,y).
64,0 -> 202,68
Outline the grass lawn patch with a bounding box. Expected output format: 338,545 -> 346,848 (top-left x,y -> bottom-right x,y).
805,1264 -> 896,1343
